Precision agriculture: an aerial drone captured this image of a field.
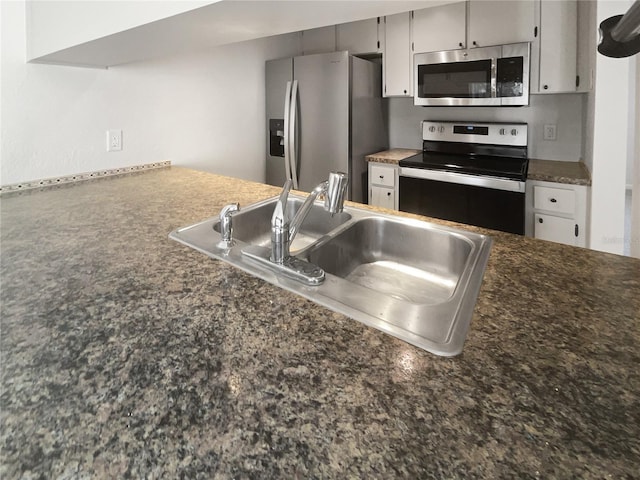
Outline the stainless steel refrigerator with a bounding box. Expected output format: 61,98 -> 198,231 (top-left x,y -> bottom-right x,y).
266,51 -> 388,203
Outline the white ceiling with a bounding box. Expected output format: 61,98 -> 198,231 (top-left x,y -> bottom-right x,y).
30,0 -> 454,68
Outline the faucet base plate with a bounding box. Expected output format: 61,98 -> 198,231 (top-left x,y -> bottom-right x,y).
242,245 -> 325,286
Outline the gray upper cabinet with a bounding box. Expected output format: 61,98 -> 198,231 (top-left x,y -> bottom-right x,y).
468,0 -> 536,47
535,0 -> 577,93
336,18 -> 380,55
382,12 -> 413,97
412,2 -> 467,53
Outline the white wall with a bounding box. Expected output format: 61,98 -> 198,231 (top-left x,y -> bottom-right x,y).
588,0 -> 632,254
387,94 -> 585,161
1,0 -> 301,186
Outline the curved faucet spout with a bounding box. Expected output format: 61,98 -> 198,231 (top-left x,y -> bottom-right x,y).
270,172 -> 348,266
325,171 -> 349,215
290,172 -> 348,242
289,181 -> 327,241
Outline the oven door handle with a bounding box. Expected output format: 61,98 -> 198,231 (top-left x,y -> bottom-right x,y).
399,167 -> 525,193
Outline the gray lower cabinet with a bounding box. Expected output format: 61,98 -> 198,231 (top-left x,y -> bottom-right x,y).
368,162 -> 397,210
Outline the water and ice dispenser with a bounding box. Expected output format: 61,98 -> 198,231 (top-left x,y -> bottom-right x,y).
269,119 -> 285,157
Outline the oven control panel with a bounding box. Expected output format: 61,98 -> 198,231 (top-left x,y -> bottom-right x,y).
422,121 -> 527,147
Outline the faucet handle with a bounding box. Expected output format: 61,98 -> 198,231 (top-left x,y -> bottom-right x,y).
272,179 -> 293,228
325,171 -> 348,214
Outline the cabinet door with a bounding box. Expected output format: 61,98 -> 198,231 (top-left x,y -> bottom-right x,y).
371,185 -> 395,209
413,2 -> 467,53
538,0 -> 577,93
337,18 -> 379,55
575,0 -> 595,92
468,0 -> 536,47
534,213 -> 577,246
302,26 -> 336,55
383,12 -> 413,97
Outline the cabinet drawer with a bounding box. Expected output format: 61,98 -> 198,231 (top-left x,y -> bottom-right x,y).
370,165 -> 396,187
533,186 -> 575,214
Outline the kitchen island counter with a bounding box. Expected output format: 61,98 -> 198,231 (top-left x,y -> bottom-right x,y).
1,167 -> 638,478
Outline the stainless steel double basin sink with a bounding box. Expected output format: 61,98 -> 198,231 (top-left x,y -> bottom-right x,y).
170,194 -> 492,356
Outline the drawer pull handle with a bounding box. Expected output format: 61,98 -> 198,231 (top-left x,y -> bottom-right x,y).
379,175 -> 384,179
538,218 -> 544,224
387,192 -> 391,196
549,198 -> 557,203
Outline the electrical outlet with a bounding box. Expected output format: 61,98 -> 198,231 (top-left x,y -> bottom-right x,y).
106,130 -> 122,152
543,124 -> 557,141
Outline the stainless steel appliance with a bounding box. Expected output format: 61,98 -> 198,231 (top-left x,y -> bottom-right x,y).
399,121 -> 528,234
266,51 -> 387,203
413,43 -> 530,107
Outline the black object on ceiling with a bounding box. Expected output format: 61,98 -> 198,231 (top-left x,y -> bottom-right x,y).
598,0 -> 640,58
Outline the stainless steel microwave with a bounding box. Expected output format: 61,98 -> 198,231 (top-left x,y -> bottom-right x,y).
414,42 -> 530,107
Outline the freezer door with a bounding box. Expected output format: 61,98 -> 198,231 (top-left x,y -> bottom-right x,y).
293,51 -> 349,193
266,57 -> 293,187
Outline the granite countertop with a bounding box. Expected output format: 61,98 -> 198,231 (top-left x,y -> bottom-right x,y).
527,159 -> 591,186
1,167 -> 638,478
366,149 -> 592,186
365,148 -> 421,164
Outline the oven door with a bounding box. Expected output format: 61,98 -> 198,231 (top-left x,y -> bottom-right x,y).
399,168 -> 525,235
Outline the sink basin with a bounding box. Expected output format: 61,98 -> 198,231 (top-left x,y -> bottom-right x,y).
170,193 -> 492,356
213,196 -> 351,252
306,217 -> 473,305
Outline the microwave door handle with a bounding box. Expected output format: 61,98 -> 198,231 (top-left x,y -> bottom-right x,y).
283,81 -> 293,183
290,80 -> 299,190
491,58 -> 497,98
491,58 -> 498,98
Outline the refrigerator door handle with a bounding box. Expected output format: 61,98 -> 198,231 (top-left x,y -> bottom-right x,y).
290,80 -> 299,190
283,81 -> 293,183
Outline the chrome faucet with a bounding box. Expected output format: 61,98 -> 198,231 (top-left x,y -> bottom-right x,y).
271,171 -> 348,264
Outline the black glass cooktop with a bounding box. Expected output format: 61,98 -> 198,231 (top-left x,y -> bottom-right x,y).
399,152 -> 529,181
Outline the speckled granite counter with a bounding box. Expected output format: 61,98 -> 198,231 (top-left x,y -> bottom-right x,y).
528,159 -> 591,186
365,148 -> 420,164
1,167 -> 638,478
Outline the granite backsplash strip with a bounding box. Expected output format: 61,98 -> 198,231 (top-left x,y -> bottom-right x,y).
0,161 -> 171,196
1,167 -> 638,478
